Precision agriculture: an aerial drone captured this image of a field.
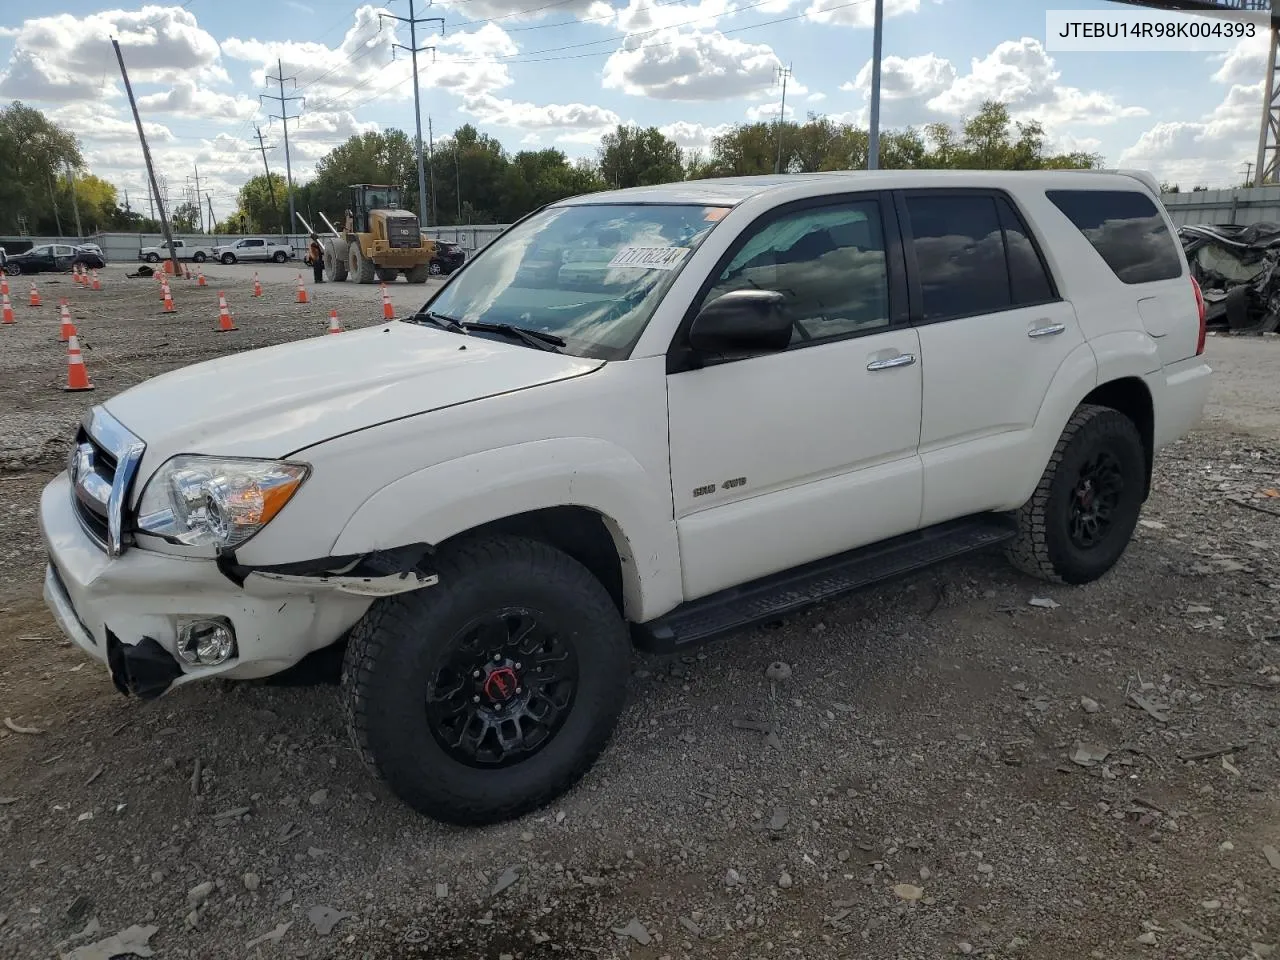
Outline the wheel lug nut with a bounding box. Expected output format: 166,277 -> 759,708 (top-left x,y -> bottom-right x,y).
515,687 -> 522,694
493,653 -> 501,662
514,662 -> 522,669
473,670 -> 481,678
472,695 -> 480,703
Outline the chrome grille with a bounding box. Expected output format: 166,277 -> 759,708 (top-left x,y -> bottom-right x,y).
68,407 -> 146,558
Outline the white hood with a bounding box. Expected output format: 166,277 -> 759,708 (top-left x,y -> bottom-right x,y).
103,321 -> 603,466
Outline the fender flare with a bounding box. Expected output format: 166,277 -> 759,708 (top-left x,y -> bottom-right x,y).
328,438 -> 681,622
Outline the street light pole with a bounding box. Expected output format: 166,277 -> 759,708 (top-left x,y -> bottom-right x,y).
867,0 -> 884,170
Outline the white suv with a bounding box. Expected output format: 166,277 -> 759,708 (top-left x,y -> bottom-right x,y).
38,169 -> 1211,827
212,237 -> 292,264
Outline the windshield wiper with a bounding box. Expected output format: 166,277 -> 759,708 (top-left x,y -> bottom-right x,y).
408,310 -> 466,333
462,322 -> 566,352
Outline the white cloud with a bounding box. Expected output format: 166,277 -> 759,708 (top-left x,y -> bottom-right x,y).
461,94 -> 620,131
613,0 -> 734,33
602,28 -> 782,100
660,120 -> 734,150
0,5 -> 227,102
47,103 -> 174,145
432,0 -> 612,20
137,79 -> 259,122
807,92 -> 827,103
746,99 -> 799,122
805,0 -> 919,27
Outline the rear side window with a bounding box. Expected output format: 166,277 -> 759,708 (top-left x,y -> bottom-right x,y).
996,197 -> 1055,305
1045,188 -> 1183,284
904,195 -> 1011,321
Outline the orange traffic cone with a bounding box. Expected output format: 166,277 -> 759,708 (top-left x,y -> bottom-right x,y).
381,284 -> 394,320
91,269 -> 101,291
215,291 -> 237,332
1,272 -> 8,297
252,273 -> 262,297
64,335 -> 93,392
295,274 -> 308,304
327,309 -> 343,334
1,292 -> 13,325
162,283 -> 176,313
197,268 -> 207,288
29,281 -> 41,307
59,302 -> 75,342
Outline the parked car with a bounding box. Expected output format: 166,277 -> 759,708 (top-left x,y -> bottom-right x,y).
429,239 -> 466,276
139,239 -> 215,263
39,169 -> 1211,828
5,243 -> 83,274
78,242 -> 107,264
74,247 -> 105,269
211,237 -> 292,264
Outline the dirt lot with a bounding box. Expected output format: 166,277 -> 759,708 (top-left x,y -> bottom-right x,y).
0,271 -> 1277,960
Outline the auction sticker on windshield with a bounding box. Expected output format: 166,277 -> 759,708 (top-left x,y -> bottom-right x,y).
608,246 -> 690,270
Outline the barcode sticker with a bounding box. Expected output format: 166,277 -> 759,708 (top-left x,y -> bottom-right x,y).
607,246 -> 691,271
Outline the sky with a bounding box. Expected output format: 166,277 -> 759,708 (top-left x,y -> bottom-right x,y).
0,0 -> 1271,222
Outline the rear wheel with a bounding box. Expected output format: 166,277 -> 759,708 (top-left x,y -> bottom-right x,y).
273,250 -> 288,263
1007,403 -> 1146,585
406,263 -> 431,284
349,245 -> 376,284
428,260 -> 443,276
376,267 -> 399,283
145,252 -> 160,263
341,536 -> 630,826
193,251 -> 206,263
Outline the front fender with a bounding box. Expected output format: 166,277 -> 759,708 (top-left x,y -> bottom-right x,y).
329,438 -> 681,623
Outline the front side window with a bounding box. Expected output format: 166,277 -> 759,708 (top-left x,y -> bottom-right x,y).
1045,188 -> 1183,285
697,200 -> 891,342
423,203 -> 727,359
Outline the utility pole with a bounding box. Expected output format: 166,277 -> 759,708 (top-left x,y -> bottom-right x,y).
192,161 -> 204,232
66,163 -> 84,238
774,64 -> 792,175
428,115 -> 438,227
47,171 -> 63,236
382,1 -> 444,228
114,37 -> 179,273
867,0 -> 885,170
252,125 -> 281,230
1243,161 -> 1255,187
206,193 -> 216,234
456,144 -> 462,223
261,59 -> 301,238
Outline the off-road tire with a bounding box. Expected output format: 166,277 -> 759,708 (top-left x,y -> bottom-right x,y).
349,245 -> 376,284
324,240 -> 349,282
375,267 -> 399,283
406,263 -> 431,283
340,536 -> 630,826
1007,403 -> 1146,586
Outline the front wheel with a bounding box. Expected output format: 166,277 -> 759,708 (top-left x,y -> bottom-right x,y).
193,252 -> 206,263
341,536 -> 630,826
221,253 -> 236,265
428,260 -> 443,276
273,251 -> 287,263
145,253 -> 160,263
1007,403 -> 1146,585
405,263 -> 431,284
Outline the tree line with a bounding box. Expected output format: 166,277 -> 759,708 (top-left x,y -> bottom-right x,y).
1,98 -> 1106,238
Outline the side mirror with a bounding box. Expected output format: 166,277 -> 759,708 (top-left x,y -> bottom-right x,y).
688,289 -> 791,354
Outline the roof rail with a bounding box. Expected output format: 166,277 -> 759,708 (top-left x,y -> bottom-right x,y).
1074,167 -> 1163,197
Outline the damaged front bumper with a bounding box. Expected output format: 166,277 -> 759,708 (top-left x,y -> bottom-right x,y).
39,472 -> 436,700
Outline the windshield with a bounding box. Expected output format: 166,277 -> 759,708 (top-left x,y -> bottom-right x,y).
419,203 -> 727,359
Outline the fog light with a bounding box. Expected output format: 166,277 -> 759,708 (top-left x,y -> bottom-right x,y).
176,617 -> 236,666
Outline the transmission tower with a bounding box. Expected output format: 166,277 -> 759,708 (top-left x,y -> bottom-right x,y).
381,1 -> 444,228
261,59 -> 302,233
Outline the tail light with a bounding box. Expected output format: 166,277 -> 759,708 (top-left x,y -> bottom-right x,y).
1191,275 -> 1206,355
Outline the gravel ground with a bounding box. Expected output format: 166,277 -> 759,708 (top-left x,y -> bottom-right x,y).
0,279 -> 1278,960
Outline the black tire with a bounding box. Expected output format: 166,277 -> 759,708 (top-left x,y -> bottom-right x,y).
406,263 -> 431,283
145,252 -> 160,263
349,245 -> 376,284
428,260 -> 443,276
376,267 -> 399,283
5,262 -> 20,275
273,251 -> 287,263
193,252 -> 206,263
1007,403 -> 1146,586
221,253 -> 236,265
341,536 -> 630,826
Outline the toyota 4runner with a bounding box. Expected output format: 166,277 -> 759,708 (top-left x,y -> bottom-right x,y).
39,170 -> 1211,826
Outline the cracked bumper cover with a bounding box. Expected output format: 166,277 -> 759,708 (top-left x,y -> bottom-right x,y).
39,472 -> 436,696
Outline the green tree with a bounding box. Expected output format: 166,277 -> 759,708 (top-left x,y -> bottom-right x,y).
0,101 -> 84,234
232,173 -> 288,233
171,201 -> 201,231
598,125 -> 684,189
310,129 -> 417,221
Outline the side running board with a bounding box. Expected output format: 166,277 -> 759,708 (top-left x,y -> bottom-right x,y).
632,514 -> 1017,654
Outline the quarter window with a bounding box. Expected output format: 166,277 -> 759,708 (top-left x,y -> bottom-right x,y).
996,196 -> 1055,305
700,200 -> 891,343
1045,188 -> 1183,284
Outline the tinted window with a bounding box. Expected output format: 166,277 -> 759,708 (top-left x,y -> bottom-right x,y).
701,201 -> 891,343
996,197 -> 1055,305
1045,189 -> 1182,284
905,195 -> 1011,321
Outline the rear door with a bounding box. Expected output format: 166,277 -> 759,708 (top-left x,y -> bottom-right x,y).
897,189 -> 1084,527
244,239 -> 266,260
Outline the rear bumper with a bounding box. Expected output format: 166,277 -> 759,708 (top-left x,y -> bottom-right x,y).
1148,354 -> 1212,452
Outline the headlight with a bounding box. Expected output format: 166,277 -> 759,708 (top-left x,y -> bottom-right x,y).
135,455 -> 309,549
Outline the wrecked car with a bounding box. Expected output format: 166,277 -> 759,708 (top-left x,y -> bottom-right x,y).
1179,221 -> 1280,334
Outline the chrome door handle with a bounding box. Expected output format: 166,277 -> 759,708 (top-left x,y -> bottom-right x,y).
1028,322 -> 1066,338
867,353 -> 916,371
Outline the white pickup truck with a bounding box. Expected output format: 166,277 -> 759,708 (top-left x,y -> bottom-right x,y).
211,237 -> 292,264
138,239 -> 216,263
39,169 -> 1211,827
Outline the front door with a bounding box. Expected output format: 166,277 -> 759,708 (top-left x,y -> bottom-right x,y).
665,194 -> 924,601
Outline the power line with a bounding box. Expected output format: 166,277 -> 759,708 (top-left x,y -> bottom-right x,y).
260,59 -> 302,234
381,0 -> 444,228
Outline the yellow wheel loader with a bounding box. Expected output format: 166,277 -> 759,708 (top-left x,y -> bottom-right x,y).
309,184 -> 437,285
